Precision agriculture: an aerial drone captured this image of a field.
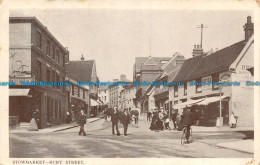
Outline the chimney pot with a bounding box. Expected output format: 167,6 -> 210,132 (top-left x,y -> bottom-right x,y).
81,55 -> 84,61
247,16 -> 251,23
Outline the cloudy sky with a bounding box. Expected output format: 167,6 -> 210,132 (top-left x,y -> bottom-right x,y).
10,9 -> 253,81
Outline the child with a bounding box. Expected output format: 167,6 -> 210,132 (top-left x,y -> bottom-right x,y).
164,116 -> 171,130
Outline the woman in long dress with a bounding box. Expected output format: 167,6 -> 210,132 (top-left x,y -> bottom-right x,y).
230,111 -> 237,128
28,111 -> 39,131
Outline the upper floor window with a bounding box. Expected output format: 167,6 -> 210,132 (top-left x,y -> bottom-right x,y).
56,50 -> 60,64
52,45 -> 55,60
196,79 -> 202,93
212,73 -> 219,91
56,74 -> 60,89
46,41 -> 50,56
36,31 -> 42,49
52,70 -> 56,88
46,69 -> 51,82
184,82 -> 187,96
174,85 -> 178,97
37,61 -> 42,80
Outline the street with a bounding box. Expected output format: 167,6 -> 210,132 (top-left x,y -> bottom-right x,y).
10,117 -> 253,158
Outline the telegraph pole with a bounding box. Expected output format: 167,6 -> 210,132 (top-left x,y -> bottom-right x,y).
196,24 -> 207,48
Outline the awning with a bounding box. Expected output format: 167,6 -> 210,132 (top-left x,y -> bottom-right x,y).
9,89 -> 31,97
195,95 -> 230,105
90,99 -> 99,106
173,98 -> 205,109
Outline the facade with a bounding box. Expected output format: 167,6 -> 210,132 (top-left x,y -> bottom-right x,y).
120,83 -> 136,110
66,56 -> 98,117
170,16 -> 254,127
134,56 -> 171,112
109,74 -> 131,109
98,86 -> 109,105
9,17 -> 69,128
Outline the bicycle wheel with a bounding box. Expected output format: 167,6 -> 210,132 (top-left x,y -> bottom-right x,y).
181,127 -> 187,145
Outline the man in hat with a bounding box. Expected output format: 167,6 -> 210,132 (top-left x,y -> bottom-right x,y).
111,107 -> 120,136
77,110 -> 87,136
181,107 -> 194,140
121,109 -> 131,136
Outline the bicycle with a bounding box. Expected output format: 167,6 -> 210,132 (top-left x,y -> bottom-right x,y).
181,125 -> 192,145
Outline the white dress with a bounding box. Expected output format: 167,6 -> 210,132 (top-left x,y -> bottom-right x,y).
230,114 -> 236,125
28,118 -> 38,131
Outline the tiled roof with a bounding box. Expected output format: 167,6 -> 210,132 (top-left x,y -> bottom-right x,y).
135,57 -> 171,72
67,60 -> 94,82
173,40 -> 247,82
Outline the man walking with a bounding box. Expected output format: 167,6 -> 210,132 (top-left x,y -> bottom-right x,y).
77,110 -> 87,136
121,109 -> 131,136
111,107 -> 120,136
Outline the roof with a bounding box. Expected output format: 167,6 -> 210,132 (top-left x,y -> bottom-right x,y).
173,40 -> 247,82
135,57 -> 171,72
67,60 -> 94,82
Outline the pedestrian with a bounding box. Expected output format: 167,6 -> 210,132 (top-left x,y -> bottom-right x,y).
147,110 -> 152,121
121,109 -> 131,136
77,110 -> 87,136
171,109 -> 177,130
28,109 -> 39,131
33,109 -> 40,128
181,107 -> 194,139
111,107 -> 120,136
157,107 -> 164,131
193,109 -> 200,126
66,111 -> 72,124
230,111 -> 237,128
149,107 -> 158,131
164,116 -> 171,130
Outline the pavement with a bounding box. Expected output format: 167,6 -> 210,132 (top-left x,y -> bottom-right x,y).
10,115 -> 105,133
9,114 -> 254,157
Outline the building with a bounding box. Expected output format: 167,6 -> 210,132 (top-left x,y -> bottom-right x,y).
9,17 -> 70,128
134,56 -> 171,112
66,55 -> 99,117
170,16 -> 254,127
120,82 -> 136,110
109,74 -> 132,109
98,85 -> 109,109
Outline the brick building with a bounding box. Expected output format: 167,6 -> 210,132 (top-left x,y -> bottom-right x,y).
9,17 -> 70,128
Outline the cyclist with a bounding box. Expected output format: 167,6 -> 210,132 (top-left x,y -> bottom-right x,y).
181,107 -> 194,141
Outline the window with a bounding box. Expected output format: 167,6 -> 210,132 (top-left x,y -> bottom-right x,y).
59,101 -> 61,118
104,96 -> 106,102
174,85 -> 178,97
37,61 -> 42,80
78,88 -> 80,97
36,31 -> 42,49
63,54 -> 65,67
51,99 -> 54,118
104,90 -> 106,93
46,69 -> 51,82
46,41 -> 50,56
184,82 -> 187,96
56,74 -> 60,89
63,77 -> 65,93
52,45 -> 55,59
55,100 -> 58,118
52,70 -> 56,88
83,89 -> 85,99
56,50 -> 60,64
212,73 -> 219,90
72,85 -> 74,96
196,79 -> 202,93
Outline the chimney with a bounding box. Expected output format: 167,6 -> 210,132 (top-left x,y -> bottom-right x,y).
120,74 -> 126,81
192,44 -> 203,57
243,16 -> 254,40
81,55 -> 84,61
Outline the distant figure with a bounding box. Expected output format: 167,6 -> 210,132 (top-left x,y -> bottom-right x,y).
150,108 -> 159,131
121,109 -> 131,136
33,109 -> 40,128
66,111 -> 72,124
230,111 -> 237,128
164,116 -> 171,130
77,110 -> 87,136
181,108 -> 194,139
147,110 -> 152,121
111,107 -> 120,136
28,109 -> 40,131
193,110 -> 200,126
130,108 -> 139,125
171,110 -> 177,130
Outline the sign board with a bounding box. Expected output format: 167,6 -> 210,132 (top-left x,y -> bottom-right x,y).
10,77 -> 35,85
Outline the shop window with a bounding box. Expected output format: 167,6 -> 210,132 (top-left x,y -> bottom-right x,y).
196,79 -> 202,93
55,100 -> 58,118
51,99 -> 55,118
36,31 -> 42,49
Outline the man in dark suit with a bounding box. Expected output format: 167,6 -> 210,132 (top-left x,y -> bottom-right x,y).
121,109 -> 131,136
77,110 -> 87,136
111,107 -> 120,136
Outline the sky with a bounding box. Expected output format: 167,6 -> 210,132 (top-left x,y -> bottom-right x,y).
10,9 -> 253,82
